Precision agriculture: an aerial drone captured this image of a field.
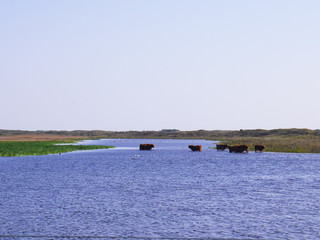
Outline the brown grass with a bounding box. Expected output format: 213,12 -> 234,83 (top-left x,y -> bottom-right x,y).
220,136 -> 320,153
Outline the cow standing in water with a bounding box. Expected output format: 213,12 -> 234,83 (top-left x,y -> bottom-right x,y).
189,145 -> 202,152
255,145 -> 266,152
228,145 -> 249,153
139,144 -> 155,150
216,144 -> 228,151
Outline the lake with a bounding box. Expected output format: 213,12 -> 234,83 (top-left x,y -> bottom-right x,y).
0,139 -> 320,240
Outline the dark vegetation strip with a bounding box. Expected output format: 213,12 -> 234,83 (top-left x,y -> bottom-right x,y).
1,128 -> 320,139
0,141 -> 114,157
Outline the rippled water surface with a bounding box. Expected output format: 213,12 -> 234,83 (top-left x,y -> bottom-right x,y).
1,139 -> 320,240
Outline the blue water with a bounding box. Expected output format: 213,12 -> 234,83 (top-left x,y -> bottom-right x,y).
1,139 -> 320,240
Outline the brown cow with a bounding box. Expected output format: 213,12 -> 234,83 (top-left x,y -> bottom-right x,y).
255,145 -> 266,152
228,145 -> 249,153
139,144 -> 155,150
189,145 -> 202,152
216,144 -> 228,151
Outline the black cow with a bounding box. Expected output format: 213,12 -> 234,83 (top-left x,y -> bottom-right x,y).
216,144 -> 228,151
139,144 -> 155,150
255,145 -> 266,152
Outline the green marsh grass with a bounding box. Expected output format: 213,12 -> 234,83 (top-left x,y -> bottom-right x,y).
0,141 -> 114,157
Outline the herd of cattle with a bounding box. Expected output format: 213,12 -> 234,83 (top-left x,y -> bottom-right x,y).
216,144 -> 265,153
139,143 -> 265,153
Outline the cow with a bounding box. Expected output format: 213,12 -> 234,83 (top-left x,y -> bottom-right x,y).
189,145 -> 202,152
228,145 -> 249,153
216,144 -> 228,151
255,145 -> 266,152
139,144 -> 155,150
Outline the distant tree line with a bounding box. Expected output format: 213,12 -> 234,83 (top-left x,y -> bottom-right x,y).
1,128 -> 319,139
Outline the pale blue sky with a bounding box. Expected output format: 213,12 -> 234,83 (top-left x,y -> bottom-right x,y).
1,0 -> 320,131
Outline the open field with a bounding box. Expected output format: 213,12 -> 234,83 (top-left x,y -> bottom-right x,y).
1,128 -> 320,153
0,141 -> 114,157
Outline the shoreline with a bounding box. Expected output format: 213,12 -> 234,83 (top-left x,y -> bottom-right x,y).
1,128 -> 320,154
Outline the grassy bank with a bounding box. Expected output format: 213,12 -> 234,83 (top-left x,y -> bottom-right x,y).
0,141 -> 114,157
219,136 -> 320,153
